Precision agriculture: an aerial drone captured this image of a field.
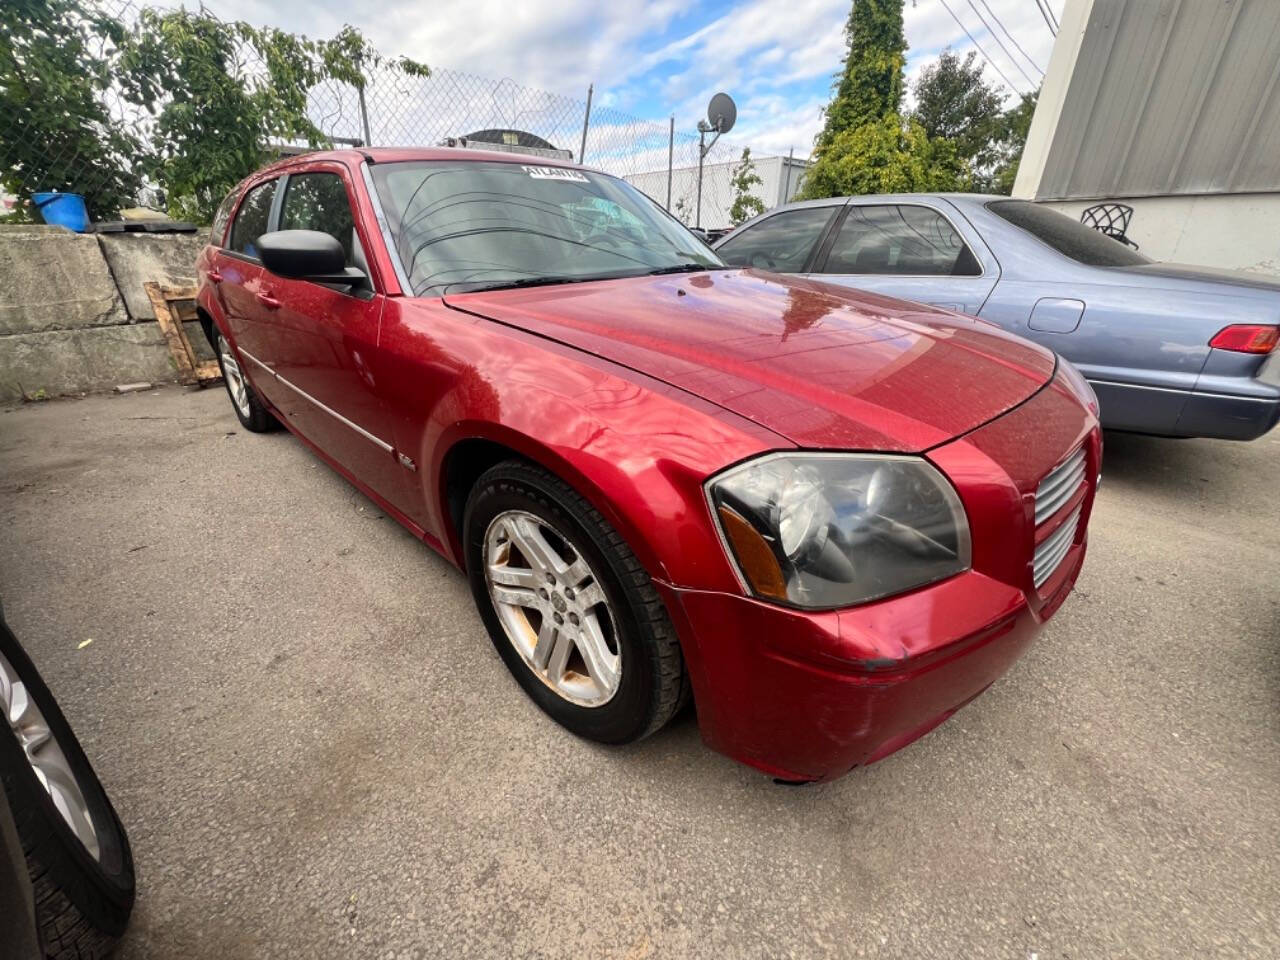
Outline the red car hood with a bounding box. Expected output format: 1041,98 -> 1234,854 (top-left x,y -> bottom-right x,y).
443,269 -> 1055,451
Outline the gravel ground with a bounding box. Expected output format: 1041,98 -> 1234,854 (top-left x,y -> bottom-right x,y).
1,385 -> 1277,959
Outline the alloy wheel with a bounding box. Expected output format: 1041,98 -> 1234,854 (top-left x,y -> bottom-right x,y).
0,648 -> 101,860
483,510 -> 622,707
218,334 -> 251,418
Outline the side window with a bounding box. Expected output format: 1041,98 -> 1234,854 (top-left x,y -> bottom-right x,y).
824,205 -> 981,276
715,207 -> 835,272
278,172 -> 357,265
229,180 -> 277,259
210,190 -> 238,247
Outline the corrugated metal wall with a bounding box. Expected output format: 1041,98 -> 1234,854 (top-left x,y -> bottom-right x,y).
1036,0 -> 1280,200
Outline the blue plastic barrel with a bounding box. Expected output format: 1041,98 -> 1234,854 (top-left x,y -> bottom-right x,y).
32,192 -> 89,232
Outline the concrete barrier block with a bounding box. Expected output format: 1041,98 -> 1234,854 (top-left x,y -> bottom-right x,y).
0,230 -> 128,335
0,324 -> 179,401
97,233 -> 207,321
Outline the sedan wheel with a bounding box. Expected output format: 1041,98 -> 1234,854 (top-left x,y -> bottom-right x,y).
2,649 -> 100,860
465,461 -> 688,744
484,510 -> 621,707
0,611 -> 135,958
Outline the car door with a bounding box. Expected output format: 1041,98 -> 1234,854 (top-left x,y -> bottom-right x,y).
714,204 -> 843,274
215,177 -> 291,411
811,201 -> 999,314
257,164 -> 414,516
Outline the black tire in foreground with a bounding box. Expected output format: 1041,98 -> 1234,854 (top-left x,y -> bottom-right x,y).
214,330 -> 277,433
0,614 -> 135,959
464,460 -> 689,744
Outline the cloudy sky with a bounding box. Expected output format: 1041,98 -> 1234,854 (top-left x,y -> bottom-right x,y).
198,0 -> 1066,158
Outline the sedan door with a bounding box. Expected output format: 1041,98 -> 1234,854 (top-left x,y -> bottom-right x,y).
255,166 -> 415,517
811,201 -> 999,314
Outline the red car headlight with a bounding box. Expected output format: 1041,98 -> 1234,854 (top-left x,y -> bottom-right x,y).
706,453 -> 971,610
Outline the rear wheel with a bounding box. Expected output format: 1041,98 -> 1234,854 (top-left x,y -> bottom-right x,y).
1,616 -> 135,959
464,461 -> 688,744
215,330 -> 276,432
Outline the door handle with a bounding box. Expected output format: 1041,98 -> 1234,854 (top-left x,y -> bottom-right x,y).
256,291 -> 281,309
207,269 -> 223,283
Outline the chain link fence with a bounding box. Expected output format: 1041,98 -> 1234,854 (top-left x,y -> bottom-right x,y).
2,0 -> 801,229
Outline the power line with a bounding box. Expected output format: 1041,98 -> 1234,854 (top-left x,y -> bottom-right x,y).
937,0 -> 1027,96
965,0 -> 1039,88
1046,0 -> 1060,30
1033,0 -> 1058,36
978,0 -> 1046,75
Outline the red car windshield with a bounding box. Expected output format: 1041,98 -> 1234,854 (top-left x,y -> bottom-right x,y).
370,160 -> 724,295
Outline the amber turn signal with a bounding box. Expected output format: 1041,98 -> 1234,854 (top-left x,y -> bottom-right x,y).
717,505 -> 788,600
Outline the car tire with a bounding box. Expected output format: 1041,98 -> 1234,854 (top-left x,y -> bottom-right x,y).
214,330 -> 277,433
464,460 -> 689,744
0,617 -> 135,959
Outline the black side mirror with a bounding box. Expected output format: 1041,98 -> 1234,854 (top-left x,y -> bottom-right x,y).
257,230 -> 366,287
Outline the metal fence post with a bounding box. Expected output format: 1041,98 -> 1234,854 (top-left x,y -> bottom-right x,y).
579,83 -> 593,164
666,116 -> 674,210
355,53 -> 373,147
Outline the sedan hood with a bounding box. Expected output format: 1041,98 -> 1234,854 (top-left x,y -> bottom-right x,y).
443,270 -> 1055,451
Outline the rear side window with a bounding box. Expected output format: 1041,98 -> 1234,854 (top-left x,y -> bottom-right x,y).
210,190 -> 237,247
987,199 -> 1150,267
278,173 -> 357,266
229,180 -> 277,259
716,207 -> 835,272
823,204 -> 982,276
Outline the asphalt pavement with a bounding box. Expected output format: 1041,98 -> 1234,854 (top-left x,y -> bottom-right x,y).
1,385 -> 1277,959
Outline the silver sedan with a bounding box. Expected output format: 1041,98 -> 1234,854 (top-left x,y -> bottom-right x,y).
715,194 -> 1280,440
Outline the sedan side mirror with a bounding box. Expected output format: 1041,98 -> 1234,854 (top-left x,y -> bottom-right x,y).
257,230 -> 366,287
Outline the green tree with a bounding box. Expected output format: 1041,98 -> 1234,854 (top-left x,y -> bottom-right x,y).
814,0 -> 907,152
911,49 -> 1004,181
0,0 -> 142,219
727,147 -> 766,226
990,90 -> 1038,194
120,12 -> 428,223
800,113 -> 964,199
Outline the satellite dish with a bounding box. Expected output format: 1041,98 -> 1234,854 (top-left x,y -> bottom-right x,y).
707,92 -> 737,134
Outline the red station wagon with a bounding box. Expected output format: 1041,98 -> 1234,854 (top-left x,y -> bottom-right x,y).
195,148 -> 1101,783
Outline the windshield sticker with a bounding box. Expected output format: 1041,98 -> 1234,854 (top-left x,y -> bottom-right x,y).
522,166 -> 589,182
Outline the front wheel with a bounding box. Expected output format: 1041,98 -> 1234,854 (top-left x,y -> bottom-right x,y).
464,461 -> 688,744
1,614 -> 135,958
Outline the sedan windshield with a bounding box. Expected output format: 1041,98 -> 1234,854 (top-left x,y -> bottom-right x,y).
370,160 -> 724,295
986,199 -> 1151,267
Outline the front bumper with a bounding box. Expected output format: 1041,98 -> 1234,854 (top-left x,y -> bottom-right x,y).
655,557 -> 1078,782
660,368 -> 1099,782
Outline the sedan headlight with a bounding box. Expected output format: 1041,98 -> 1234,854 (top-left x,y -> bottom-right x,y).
707,454 -> 971,609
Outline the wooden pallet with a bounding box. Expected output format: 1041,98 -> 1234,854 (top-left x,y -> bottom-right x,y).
142,282 -> 221,386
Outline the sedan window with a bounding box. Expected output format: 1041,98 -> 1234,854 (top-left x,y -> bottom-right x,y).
228,180 -> 276,259
715,207 -> 835,272
987,199 -> 1150,267
823,205 -> 981,276
279,173 -> 357,265
370,160 -> 724,295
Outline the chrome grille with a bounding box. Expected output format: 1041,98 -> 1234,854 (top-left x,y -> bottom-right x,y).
1032,446 -> 1087,589
1034,447 -> 1087,526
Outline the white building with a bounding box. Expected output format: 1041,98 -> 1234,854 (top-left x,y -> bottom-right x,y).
625,154 -> 810,231
1015,0 -> 1280,275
